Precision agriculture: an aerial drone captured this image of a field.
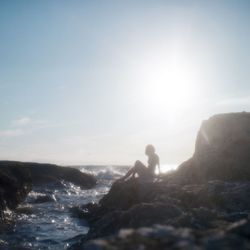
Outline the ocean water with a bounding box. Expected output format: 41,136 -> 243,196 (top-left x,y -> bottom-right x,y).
0,164 -> 177,249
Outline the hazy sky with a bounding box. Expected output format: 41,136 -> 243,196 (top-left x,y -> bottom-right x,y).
0,0 -> 250,165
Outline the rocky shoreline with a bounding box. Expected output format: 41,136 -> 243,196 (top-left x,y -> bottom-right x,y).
69,112 -> 250,249
1,112 -> 250,249
70,179 -> 250,249
0,161 -> 97,222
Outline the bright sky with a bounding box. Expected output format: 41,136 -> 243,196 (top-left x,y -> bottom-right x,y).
0,0 -> 250,165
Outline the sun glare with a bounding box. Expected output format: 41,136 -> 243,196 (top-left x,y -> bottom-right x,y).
147,63 -> 197,112
136,48 -> 202,119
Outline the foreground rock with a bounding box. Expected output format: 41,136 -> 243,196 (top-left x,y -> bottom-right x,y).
82,220 -> 250,250
71,179 -> 250,243
69,112 -> 250,249
0,161 -> 97,189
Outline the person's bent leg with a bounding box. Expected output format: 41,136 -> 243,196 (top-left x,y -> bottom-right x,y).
119,160 -> 144,181
120,166 -> 136,181
134,161 -> 148,177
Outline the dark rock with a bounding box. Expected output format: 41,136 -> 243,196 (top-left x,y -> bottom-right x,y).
76,180 -> 250,242
15,205 -> 35,215
33,194 -> 57,203
227,219 -> 250,237
172,112 -> 250,184
0,239 -> 8,249
0,161 -> 97,189
70,202 -> 101,220
222,212 -> 249,222
85,202 -> 182,239
0,160 -> 96,223
99,178 -> 159,210
74,222 -> 250,250
0,164 -> 32,221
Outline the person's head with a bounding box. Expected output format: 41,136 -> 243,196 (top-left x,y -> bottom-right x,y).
145,144 -> 155,156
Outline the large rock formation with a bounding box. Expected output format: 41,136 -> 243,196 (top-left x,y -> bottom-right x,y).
0,161 -> 97,189
69,112 -> 250,249
195,112 -> 250,180
170,112 -> 250,184
0,161 -> 97,222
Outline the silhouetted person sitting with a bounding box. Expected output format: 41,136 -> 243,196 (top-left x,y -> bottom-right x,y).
119,144 -> 160,182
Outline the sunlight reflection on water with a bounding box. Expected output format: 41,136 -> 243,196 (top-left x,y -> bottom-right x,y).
159,164 -> 178,173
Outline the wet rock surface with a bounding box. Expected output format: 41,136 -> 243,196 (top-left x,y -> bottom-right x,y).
70,113 -> 250,249
0,164 -> 32,221
0,161 -> 96,223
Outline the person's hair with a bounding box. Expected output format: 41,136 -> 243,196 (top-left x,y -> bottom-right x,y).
145,144 -> 155,155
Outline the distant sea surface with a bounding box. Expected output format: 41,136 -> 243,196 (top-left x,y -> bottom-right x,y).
1,164 -> 178,249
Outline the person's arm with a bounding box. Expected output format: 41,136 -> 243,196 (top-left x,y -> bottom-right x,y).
157,157 -> 160,174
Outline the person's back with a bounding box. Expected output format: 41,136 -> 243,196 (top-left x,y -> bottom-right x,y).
148,152 -> 159,176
